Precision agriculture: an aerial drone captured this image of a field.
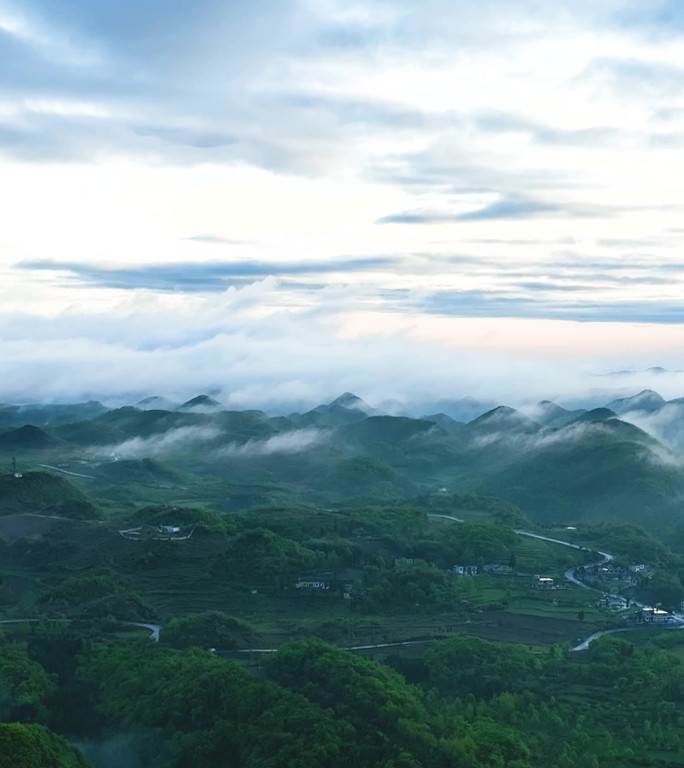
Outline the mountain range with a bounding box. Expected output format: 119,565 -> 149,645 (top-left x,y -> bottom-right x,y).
1,389 -> 684,535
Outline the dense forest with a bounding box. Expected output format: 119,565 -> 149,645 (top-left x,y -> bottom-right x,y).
3,626 -> 684,767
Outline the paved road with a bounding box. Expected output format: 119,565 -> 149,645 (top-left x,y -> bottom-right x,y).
38,464 -> 96,480
0,618 -> 161,641
237,639 -> 434,654
427,513 -> 682,651
123,621 -> 161,641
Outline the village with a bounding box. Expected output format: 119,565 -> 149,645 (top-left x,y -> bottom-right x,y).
291,552 -> 684,630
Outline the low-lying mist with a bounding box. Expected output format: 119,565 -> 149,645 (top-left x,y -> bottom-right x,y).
95,426 -> 327,462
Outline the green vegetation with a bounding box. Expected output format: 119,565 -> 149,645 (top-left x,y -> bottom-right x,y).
4,393 -> 684,530
2,628 -> 684,766
0,723 -> 91,768
39,573 -> 156,621
0,472 -> 99,519
161,611 -> 256,649
4,394 -> 684,765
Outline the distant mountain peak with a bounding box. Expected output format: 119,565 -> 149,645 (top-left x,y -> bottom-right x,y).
536,400 -> 567,413
475,405 -> 518,420
135,396 -> 177,411
572,407 -> 618,424
607,389 -> 665,414
634,388 -> 664,400
330,392 -> 366,410
177,395 -> 223,412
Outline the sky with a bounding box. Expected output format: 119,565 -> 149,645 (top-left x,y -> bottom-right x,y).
2,0 -> 684,408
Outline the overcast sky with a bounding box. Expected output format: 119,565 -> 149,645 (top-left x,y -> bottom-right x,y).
2,0 -> 684,407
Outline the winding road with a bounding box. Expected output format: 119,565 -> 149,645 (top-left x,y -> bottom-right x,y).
428,513 -> 684,651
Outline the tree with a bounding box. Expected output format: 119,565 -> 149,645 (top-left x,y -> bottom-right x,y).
0,723 -> 91,768
0,642 -> 56,722
161,612 -> 255,650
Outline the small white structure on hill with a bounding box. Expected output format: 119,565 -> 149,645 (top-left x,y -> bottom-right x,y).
452,565 -> 478,576
642,606 -> 670,623
295,578 -> 330,590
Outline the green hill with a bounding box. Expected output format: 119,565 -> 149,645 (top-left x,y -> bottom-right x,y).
342,415 -> 442,445
0,723 -> 92,768
0,401 -> 107,429
0,471 -> 99,519
0,425 -> 62,450
94,458 -> 181,486
473,422 -> 684,527
53,419 -> 125,446
93,406 -> 204,438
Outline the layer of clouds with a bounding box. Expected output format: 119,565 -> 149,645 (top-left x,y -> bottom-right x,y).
471,420 -> 626,452
14,242 -> 684,322
3,0 -> 684,396
99,426 -> 223,460
95,422 -> 326,460
218,429 -> 327,458
1,280 -> 684,411
17,256 -> 400,292
0,0 -> 682,178
620,403 -> 684,452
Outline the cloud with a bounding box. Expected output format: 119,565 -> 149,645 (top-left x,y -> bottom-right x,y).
3,0 -> 684,406
471,419 -> 654,455
376,195 -> 639,225
619,403 -> 684,453
2,275 -> 684,416
218,429 -> 327,458
183,235 -> 259,245
614,1 -> 684,39
579,57 -> 684,100
376,198 -> 560,224
474,110 -> 621,148
99,425 -> 223,460
17,256 -> 401,291
420,290 -> 684,324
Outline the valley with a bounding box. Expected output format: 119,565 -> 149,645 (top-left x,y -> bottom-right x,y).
3,390 -> 684,767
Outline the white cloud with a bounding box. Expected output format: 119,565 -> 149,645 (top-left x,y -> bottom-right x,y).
0,280 -> 683,410
2,0 -> 684,398
99,425 -> 223,460
218,429 -> 327,457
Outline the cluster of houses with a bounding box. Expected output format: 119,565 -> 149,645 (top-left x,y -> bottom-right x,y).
452,565 -> 478,576
451,563 -> 514,576
294,576 -> 354,599
595,596 -> 680,625
639,606 -> 675,624
393,560 -> 514,577
579,563 -> 651,592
